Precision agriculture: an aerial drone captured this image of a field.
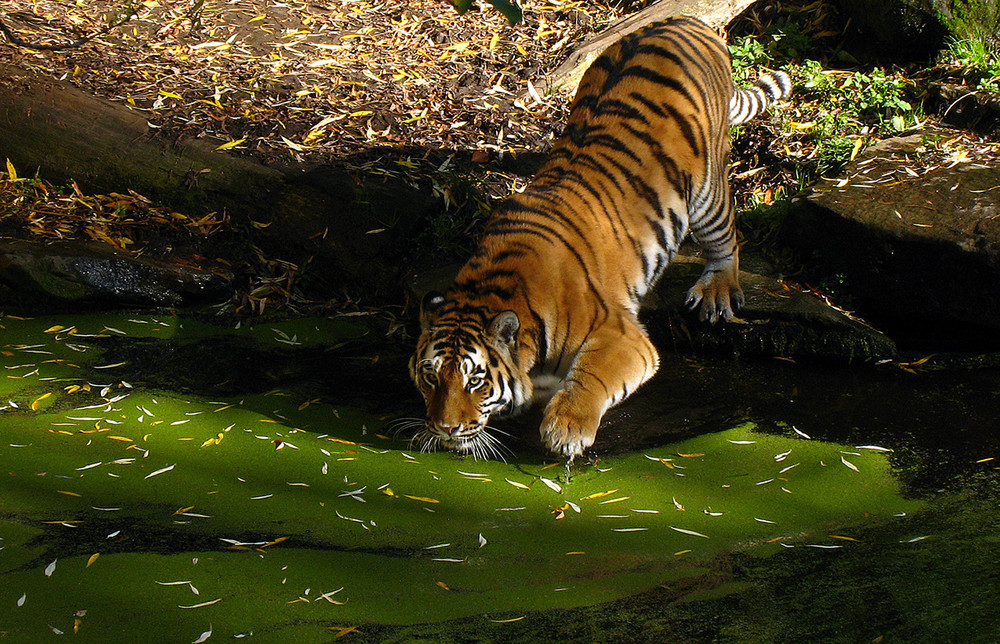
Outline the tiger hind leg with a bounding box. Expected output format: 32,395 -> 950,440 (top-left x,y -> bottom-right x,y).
540,315 -> 659,461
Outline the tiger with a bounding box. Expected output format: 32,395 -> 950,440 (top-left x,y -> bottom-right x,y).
409,16 -> 791,461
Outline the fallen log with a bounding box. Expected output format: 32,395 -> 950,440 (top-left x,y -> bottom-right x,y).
536,0 -> 758,96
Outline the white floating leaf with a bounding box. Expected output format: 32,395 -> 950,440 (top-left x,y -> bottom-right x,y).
539,477 -> 562,493
670,526 -> 710,539
179,598 -> 222,609
841,456 -> 860,472
144,464 -> 175,479
192,627 -> 213,644
44,560 -> 57,577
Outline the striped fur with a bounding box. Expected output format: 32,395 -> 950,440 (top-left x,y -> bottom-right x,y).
410,17 -> 790,460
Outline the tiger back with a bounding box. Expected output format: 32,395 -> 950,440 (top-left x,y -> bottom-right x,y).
411,17 -> 790,461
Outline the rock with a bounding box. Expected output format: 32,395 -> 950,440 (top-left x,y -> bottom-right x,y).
405,253 -> 897,363
0,239 -> 230,308
643,254 -> 897,362
928,82 -> 1000,134
780,130 -> 1000,349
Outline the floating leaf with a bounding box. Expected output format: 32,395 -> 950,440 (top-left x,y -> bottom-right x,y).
539,477 -> 562,493
145,464 -> 176,479
580,489 -> 618,500
179,598 -> 222,609
404,495 -> 440,504
670,526 -> 710,539
31,392 -> 52,411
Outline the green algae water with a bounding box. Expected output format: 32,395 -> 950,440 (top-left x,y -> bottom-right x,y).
0,313 -> 997,642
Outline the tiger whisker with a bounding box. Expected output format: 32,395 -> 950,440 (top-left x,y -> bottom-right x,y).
385,417 -> 427,437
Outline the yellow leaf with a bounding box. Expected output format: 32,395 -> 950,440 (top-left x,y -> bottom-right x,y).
201,432 -> 224,447
58,490 -> 82,497
44,325 -> 66,333
31,392 -> 52,411
403,495 -> 440,504
580,489 -> 619,500
249,14 -> 266,22
158,90 -> 183,99
86,553 -> 100,567
262,536 -> 289,548
5,158 -> 17,181
349,110 -> 373,118
215,138 -> 246,151
174,506 -> 195,515
850,137 -> 865,161
435,581 -> 450,591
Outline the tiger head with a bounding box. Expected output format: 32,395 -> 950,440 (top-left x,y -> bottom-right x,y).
408,291 -> 530,457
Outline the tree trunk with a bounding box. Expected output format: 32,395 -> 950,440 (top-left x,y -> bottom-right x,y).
536,0 -> 758,96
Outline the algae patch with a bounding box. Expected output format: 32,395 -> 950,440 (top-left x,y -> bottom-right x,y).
0,313 -> 920,641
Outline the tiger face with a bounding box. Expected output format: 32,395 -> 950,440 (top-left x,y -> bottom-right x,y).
409,293 -> 529,458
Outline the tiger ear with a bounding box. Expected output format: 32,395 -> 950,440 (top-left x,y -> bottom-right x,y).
488,310 -> 520,345
420,291 -> 446,330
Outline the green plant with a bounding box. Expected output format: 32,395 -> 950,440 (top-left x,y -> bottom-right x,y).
940,0 -> 1000,92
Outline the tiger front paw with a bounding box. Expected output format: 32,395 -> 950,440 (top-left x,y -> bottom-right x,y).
685,259 -> 744,323
539,391 -> 601,461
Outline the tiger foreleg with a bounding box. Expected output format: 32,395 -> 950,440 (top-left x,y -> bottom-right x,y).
685,247 -> 744,323
540,317 -> 659,461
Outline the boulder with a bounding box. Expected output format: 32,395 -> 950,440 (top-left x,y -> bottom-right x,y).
0,239 -> 229,308
643,254 -> 897,362
780,130 -> 1000,349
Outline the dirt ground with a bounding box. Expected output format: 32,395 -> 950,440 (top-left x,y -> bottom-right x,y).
0,0 -> 617,168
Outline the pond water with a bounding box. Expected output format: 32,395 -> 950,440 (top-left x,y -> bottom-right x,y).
0,312 -> 997,642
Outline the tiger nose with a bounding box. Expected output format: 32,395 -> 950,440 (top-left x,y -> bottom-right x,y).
434,422 -> 461,436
